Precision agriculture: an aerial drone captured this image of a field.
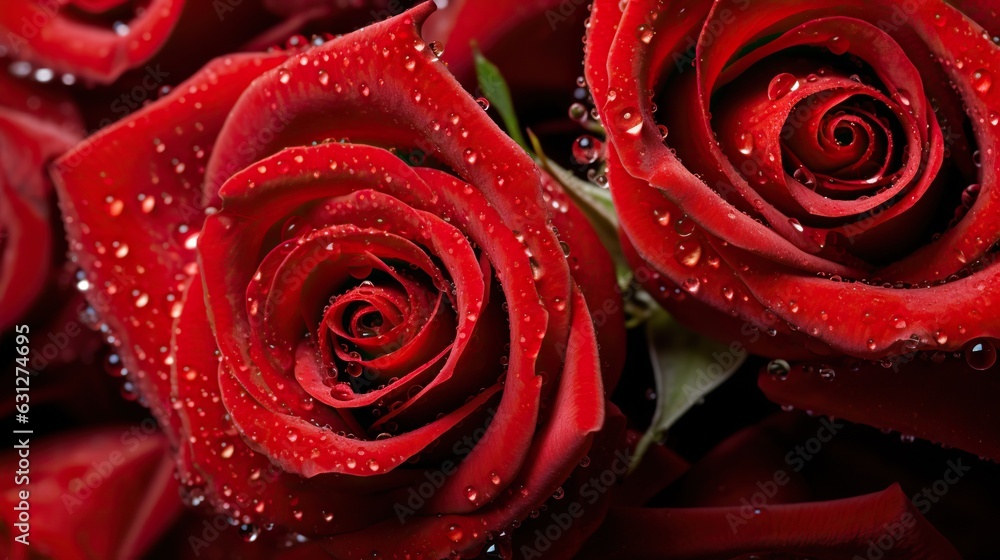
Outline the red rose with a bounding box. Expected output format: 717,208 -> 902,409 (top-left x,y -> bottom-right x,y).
585,0 -> 1000,459
54,3 -> 625,557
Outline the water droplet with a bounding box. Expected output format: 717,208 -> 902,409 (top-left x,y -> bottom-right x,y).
682,277 -> 700,294
463,148 -> 478,164
767,73 -> 800,100
572,135 -> 602,164
736,132 -> 754,155
827,36 -> 850,55
767,359 -> 790,379
818,365 -> 835,381
221,444 -> 235,459
934,330 -> 948,345
428,41 -> 445,58
793,166 -> 816,188
620,108 -> 643,134
972,69 -> 992,94
367,459 -> 380,472
568,102 -> 588,122
788,218 -> 804,233
674,241 -> 702,267
476,97 -> 490,110
964,338 -> 997,370
346,362 -> 363,377
465,486 -> 478,502
347,256 -> 372,279
674,216 -> 696,236
656,210 -> 671,226
239,524 -> 260,543
447,524 -> 463,543
490,471 -> 501,485
637,25 -> 654,44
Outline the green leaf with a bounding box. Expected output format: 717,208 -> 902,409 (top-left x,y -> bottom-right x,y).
473,45 -> 528,150
631,307 -> 747,472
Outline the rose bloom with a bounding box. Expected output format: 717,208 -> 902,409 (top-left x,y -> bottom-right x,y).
586,0 -> 1000,460
53,2 -> 625,558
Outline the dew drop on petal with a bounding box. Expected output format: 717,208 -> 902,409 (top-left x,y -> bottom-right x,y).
827,35 -> 850,55
767,73 -> 800,100
636,25 -> 654,44
736,132 -> 754,155
620,108 -> 643,134
447,524 -> 463,543
682,277 -> 700,294
972,69 -> 993,94
674,241 -> 702,267
964,338 -> 997,370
